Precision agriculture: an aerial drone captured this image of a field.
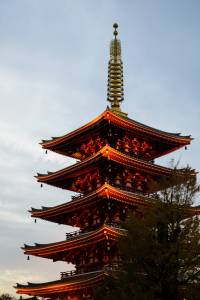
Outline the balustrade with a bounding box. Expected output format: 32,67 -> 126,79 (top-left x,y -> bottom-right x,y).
111,182 -> 146,194
71,194 -> 84,201
66,221 -> 125,240
66,230 -> 82,240
104,222 -> 121,229
60,270 -> 77,279
65,223 -> 121,240
60,263 -> 121,279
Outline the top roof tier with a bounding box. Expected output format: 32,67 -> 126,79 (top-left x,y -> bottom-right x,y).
40,109 -> 192,160
40,24 -> 192,160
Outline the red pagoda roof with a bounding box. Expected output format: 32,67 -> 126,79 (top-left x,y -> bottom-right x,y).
15,271 -> 105,297
22,225 -> 125,259
36,145 -> 193,190
41,109 -> 192,157
30,183 -> 200,226
30,184 -> 153,223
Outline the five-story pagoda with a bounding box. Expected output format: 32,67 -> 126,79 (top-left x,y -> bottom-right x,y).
15,24 -> 196,300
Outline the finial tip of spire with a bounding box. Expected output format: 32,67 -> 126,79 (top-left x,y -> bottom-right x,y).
113,23 -> 118,37
107,24 -> 127,117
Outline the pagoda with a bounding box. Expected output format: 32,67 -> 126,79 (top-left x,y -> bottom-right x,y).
15,24 -> 199,300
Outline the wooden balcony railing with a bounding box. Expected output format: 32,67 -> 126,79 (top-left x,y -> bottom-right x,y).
60,263 -> 121,279
71,193 -> 84,201
60,270 -> 77,278
65,223 -> 122,240
66,230 -> 82,240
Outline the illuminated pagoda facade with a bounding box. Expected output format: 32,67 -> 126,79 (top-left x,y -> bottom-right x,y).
15,24 -> 197,300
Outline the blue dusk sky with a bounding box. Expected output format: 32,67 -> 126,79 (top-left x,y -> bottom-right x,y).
0,0 -> 200,295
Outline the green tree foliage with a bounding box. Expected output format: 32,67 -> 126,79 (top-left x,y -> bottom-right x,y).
94,168 -> 200,300
0,294 -> 16,300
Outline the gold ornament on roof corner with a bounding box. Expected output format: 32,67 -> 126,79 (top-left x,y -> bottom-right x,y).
107,23 -> 127,117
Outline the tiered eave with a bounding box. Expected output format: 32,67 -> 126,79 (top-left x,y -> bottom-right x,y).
41,110 -> 192,160
36,145 -> 195,192
30,183 -> 154,225
16,271 -> 106,297
22,225 -> 125,260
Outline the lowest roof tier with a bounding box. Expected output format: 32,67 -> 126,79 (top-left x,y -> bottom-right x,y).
15,270 -> 106,298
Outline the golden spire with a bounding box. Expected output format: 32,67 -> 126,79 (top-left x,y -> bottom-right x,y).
107,23 -> 127,117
